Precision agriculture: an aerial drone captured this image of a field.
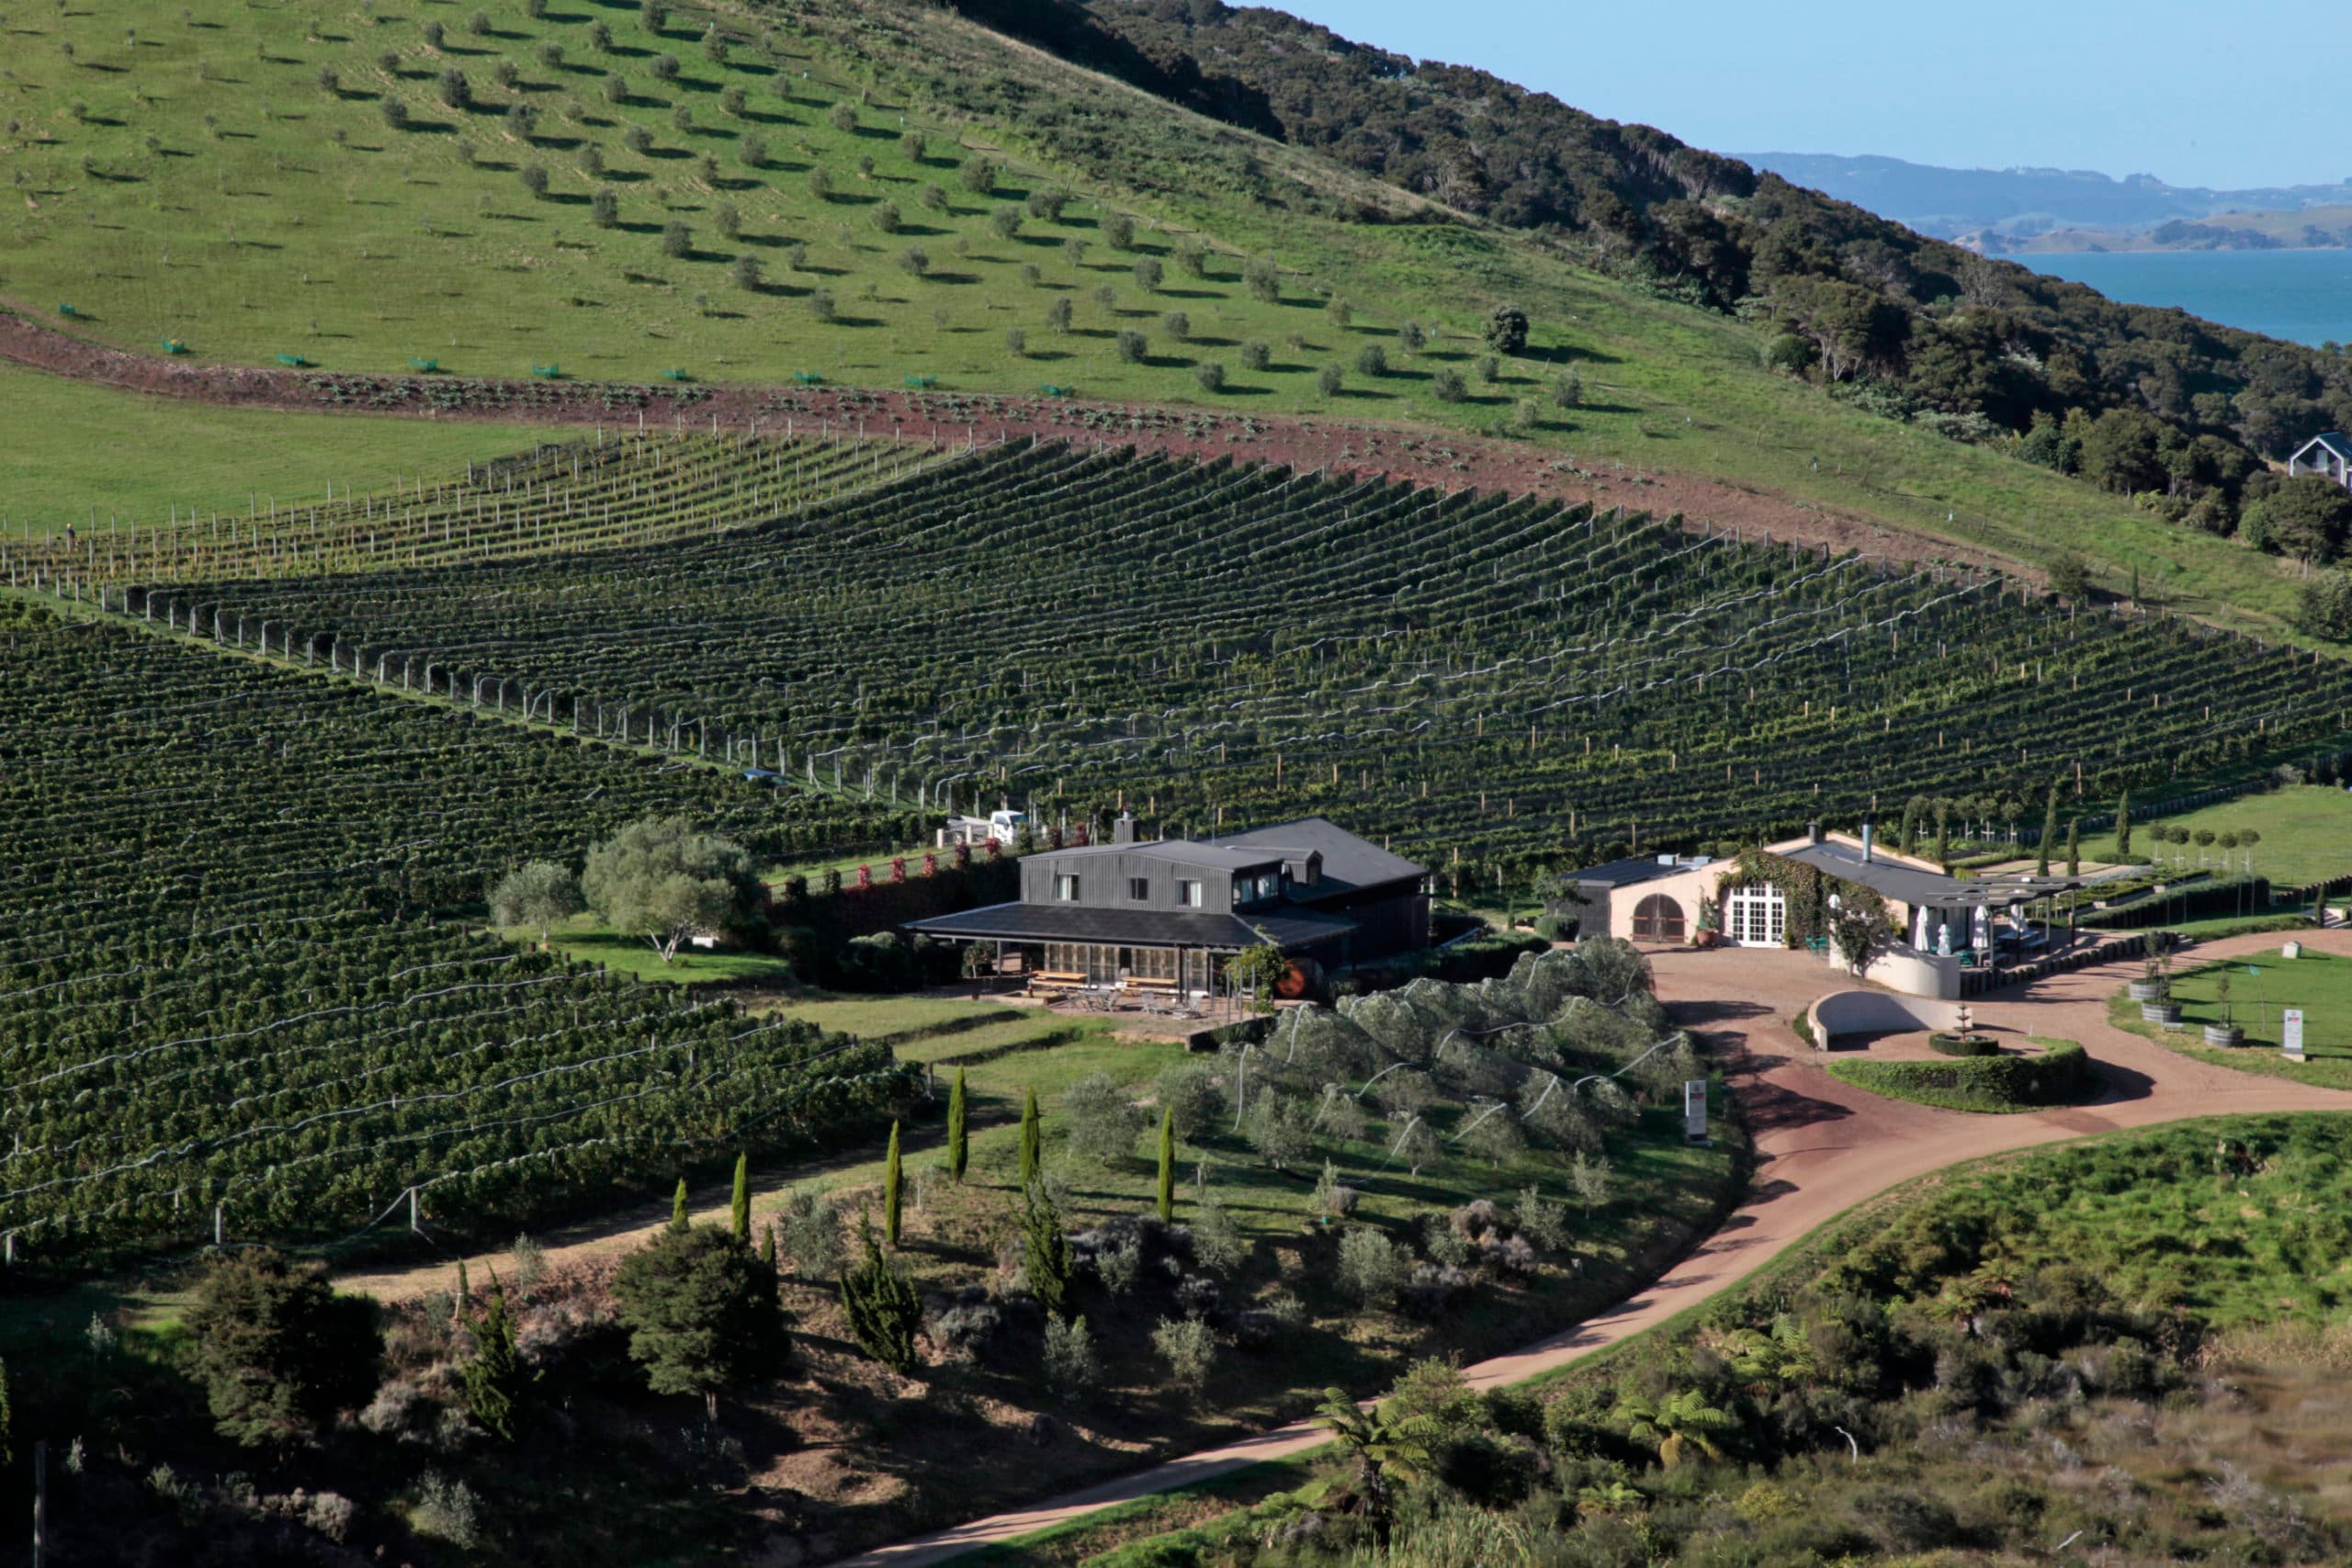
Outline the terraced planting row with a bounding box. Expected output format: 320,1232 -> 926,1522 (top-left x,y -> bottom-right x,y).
0,607 -> 911,1265
139,442 -> 2352,875
2,434 -> 922,587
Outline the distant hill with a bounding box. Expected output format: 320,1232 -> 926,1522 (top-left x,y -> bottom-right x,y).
1740,152 -> 2352,243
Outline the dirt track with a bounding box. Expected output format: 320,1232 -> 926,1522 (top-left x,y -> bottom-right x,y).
831,928 -> 2352,1566
0,303 -> 2003,576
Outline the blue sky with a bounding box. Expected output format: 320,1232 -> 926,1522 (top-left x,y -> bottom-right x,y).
1275,1 -> 2347,191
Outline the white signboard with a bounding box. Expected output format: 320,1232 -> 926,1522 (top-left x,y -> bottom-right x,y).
1684,1079 -> 1709,1145
2284,1010 -> 2306,1063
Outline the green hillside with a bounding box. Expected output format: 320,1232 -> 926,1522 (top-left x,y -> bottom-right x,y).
0,0 -> 2324,630
0,361 -> 544,534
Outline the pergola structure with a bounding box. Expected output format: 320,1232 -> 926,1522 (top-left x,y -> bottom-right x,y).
1784,838 -> 2087,964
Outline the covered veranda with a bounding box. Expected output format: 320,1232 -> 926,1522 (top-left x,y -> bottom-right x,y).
903,903 -> 1356,1021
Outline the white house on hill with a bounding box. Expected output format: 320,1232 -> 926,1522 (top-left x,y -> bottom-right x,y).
2289,433 -> 2352,491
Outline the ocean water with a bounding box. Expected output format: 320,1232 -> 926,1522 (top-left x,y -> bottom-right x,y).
2018,248 -> 2352,347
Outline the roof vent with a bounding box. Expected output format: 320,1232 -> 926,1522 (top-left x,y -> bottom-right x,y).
1113,811 -> 1136,845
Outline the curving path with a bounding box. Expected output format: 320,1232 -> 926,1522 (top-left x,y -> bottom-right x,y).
833,928 -> 2352,1567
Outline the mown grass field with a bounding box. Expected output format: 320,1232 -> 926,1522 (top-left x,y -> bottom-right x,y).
2110,947 -> 2352,1088
0,360 -> 542,536
530,915 -> 797,986
0,0 -> 2318,630
2075,784 -> 2352,888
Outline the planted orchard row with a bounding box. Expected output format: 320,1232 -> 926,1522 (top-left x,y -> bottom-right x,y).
0,607 -> 912,1264
150,443 -> 2352,874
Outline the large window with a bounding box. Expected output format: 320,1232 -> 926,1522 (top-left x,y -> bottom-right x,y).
1054,873 -> 1081,902
1724,885 -> 1786,947
1128,876 -> 1151,901
1176,879 -> 1203,908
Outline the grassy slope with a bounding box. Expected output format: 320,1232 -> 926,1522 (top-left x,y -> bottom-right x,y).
0,359 -> 542,536
0,0 -> 2314,630
2076,783 -> 2352,888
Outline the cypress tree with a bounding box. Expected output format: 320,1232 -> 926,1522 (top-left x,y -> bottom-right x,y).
838,1221 -> 922,1374
2115,789 -> 2133,859
2065,819 -> 2081,876
463,1271 -> 531,1443
2038,783 -> 2060,877
1156,1106 -> 1176,1224
947,1067 -> 969,1183
730,1152 -> 751,1245
760,1221 -> 778,1272
1018,1086 -> 1041,1188
456,1258 -> 471,1314
672,1178 -> 690,1231
884,1122 -> 904,1247
1022,1185 -> 1074,1321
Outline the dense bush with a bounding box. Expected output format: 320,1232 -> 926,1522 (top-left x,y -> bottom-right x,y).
1832,1042 -> 2090,1110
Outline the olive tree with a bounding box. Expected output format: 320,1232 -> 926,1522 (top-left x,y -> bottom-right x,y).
488,860 -> 582,946
581,816 -> 761,963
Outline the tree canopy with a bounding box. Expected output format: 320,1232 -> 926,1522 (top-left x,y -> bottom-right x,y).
582,816 -> 762,963
612,1221 -> 786,1417
184,1249 -> 381,1448
488,860 -> 583,945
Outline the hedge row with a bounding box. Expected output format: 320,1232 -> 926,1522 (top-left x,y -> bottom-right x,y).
1830,1043 -> 2092,1111
2080,874 -> 2272,930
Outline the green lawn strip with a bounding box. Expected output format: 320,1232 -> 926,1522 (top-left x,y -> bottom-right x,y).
0,360 -> 542,538
1824,1037 -> 2091,1113
0,0 -> 2313,635
2107,947 -> 2352,1088
770,992 -> 1034,1044
2073,785 -> 2352,890
531,919 -> 795,986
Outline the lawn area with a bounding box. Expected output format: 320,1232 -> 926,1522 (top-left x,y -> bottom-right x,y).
0,360 -> 541,538
534,917 -> 794,987
0,0 -> 2313,636
2075,784 -> 2352,889
2108,947 -> 2352,1088
769,992 -> 1035,1043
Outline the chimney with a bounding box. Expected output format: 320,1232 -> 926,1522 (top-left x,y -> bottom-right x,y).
1807,819 -> 1824,846
1861,815 -> 1875,863
1114,811 -> 1136,845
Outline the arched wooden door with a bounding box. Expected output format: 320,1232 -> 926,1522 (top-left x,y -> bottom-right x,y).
1632,894 -> 1686,942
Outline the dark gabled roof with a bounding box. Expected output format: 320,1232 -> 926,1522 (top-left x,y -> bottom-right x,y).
905,902 -> 1358,951
2294,432 -> 2352,463
1566,855 -> 1704,890
1203,817 -> 1425,898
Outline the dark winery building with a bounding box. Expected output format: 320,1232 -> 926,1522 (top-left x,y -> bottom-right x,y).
904,816 -> 1429,992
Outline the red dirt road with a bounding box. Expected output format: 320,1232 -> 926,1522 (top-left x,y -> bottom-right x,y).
833,929 -> 2352,1567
